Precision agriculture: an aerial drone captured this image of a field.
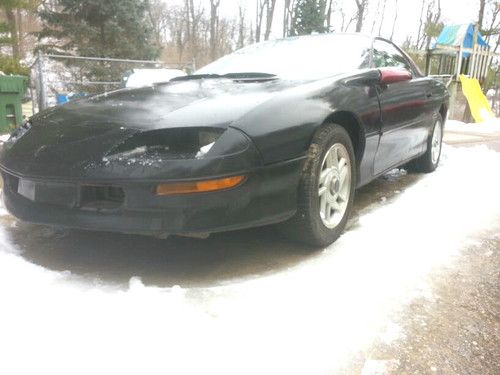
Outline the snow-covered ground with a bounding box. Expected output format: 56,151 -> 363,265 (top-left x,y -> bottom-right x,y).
446,118 -> 500,135
0,145 -> 499,375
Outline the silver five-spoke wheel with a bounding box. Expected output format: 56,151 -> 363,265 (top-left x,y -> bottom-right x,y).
318,143 -> 351,229
431,120 -> 442,165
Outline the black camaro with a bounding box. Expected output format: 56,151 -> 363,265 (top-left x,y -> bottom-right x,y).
0,33 -> 449,246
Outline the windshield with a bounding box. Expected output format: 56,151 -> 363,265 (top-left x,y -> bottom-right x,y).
197,34 -> 372,80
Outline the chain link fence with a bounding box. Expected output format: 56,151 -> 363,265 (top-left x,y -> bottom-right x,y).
30,53 -> 195,113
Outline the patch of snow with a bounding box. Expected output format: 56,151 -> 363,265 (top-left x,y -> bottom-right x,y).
0,145 -> 499,375
446,119 -> 500,135
0,134 -> 10,143
125,69 -> 186,88
382,168 -> 407,181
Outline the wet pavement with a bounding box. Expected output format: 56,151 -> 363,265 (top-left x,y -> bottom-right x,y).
0,164 -> 422,290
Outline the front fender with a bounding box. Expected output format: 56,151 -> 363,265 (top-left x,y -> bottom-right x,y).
232,78 -> 381,165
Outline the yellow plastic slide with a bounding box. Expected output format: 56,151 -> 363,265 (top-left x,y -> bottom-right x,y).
459,75 -> 494,122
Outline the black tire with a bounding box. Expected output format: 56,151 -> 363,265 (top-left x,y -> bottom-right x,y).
281,124 -> 356,247
407,114 -> 444,173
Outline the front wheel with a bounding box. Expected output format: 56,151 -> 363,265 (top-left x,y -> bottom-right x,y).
281,124 -> 356,247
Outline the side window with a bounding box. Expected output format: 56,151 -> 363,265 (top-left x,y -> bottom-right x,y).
373,40 -> 412,71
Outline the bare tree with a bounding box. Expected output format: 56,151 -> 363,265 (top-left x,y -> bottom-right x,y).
423,0 -> 442,50
370,0 -> 381,34
237,5 -> 247,49
416,0 -> 427,48
283,0 -> 296,37
255,0 -> 266,42
209,0 -> 221,60
479,0 -> 487,29
377,0 -> 387,35
186,0 -> 204,64
264,0 -> 277,40
340,7 -> 356,32
325,0 -> 334,30
166,6 -> 187,63
479,0 -> 500,52
390,0 -> 399,41
145,0 -> 169,47
354,0 -> 369,33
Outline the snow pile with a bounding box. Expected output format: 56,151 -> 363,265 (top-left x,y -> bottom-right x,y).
0,145 -> 499,375
446,118 -> 500,135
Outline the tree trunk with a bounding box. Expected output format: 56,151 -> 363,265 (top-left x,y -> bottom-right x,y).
378,0 -> 387,35
4,7 -> 20,60
264,0 -> 277,40
256,0 -> 267,43
478,0 -> 486,30
283,0 -> 290,37
326,0 -> 334,30
209,0 -> 220,61
390,0 -> 399,41
416,0 -> 426,49
16,8 -> 25,59
238,6 -> 246,48
355,0 -> 366,33
188,0 -> 198,64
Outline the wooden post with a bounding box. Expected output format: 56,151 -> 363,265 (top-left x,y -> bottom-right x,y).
470,24 -> 479,77
456,45 -> 463,80
478,46 -> 486,81
470,44 -> 478,78
425,50 -> 432,76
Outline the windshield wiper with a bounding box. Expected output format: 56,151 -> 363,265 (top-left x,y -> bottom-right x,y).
170,72 -> 277,82
170,74 -> 223,82
222,72 -> 277,79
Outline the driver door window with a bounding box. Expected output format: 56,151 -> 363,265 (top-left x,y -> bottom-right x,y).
373,40 -> 412,72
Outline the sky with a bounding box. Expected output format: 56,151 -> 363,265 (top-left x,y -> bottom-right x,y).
165,0 -> 482,44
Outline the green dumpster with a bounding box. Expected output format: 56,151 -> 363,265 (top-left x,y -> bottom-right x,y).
0,75 -> 28,134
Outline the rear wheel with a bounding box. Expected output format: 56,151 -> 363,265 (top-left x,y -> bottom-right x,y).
408,115 -> 444,173
282,124 -> 356,247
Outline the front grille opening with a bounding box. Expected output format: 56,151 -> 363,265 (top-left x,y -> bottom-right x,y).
2,172 -> 19,193
80,185 -> 125,210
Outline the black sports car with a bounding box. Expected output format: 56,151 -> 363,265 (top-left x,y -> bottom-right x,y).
0,33 -> 449,246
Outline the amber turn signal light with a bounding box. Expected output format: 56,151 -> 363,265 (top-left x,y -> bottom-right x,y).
156,175 -> 245,195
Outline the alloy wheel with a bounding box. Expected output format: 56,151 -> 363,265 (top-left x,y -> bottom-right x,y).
318,143 -> 352,229
431,120 -> 443,165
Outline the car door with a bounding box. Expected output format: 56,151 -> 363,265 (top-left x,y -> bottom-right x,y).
373,38 -> 432,175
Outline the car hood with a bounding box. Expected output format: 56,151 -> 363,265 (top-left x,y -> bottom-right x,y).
0,78 -> 305,180
32,78 -> 298,129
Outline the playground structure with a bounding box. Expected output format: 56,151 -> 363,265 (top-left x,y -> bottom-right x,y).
425,23 -> 498,122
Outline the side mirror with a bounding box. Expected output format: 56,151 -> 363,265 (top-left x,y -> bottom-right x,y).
379,68 -> 412,85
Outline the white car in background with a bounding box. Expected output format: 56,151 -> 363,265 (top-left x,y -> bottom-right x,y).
123,68 -> 187,88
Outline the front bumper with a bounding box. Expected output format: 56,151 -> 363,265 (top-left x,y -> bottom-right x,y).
1,158 -> 304,235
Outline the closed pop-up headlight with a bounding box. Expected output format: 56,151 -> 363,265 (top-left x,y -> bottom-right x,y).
106,127 -> 251,162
